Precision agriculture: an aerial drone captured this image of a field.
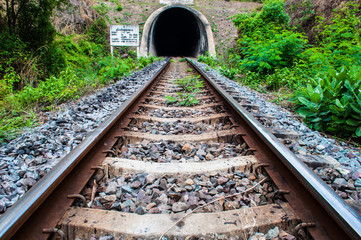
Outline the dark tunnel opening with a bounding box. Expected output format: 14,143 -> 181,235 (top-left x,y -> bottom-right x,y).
152,8 -> 201,57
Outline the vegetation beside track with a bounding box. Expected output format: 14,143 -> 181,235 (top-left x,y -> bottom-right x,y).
0,1 -> 160,143
198,0 -> 361,141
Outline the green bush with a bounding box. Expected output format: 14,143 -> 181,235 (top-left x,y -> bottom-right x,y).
15,69 -> 80,105
0,68 -> 21,99
231,0 -> 307,74
294,65 -> 361,137
39,42 -> 67,76
260,0 -> 289,25
311,1 -> 361,68
0,31 -> 161,143
220,67 -> 238,80
197,53 -> 218,68
0,31 -> 38,89
86,18 -> 109,46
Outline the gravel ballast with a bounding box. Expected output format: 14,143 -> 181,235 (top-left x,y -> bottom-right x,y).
0,60 -> 167,214
192,60 -> 361,201
1,58 -> 360,214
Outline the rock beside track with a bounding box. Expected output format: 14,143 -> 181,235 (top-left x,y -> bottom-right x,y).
192,60 -> 361,201
0,60 -> 167,214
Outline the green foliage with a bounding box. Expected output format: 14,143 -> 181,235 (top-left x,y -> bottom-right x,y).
220,0 -> 361,140
86,18 -> 109,46
294,65 -> 361,137
197,53 -> 218,68
0,32 -> 161,143
178,93 -> 199,106
0,0 -> 65,50
39,42 -> 67,76
165,74 -> 204,107
289,0 -> 315,26
165,93 -> 199,107
165,95 -> 177,104
260,0 -> 289,25
219,67 -> 238,80
0,32 -> 33,89
0,68 -> 21,99
231,0 -> 307,74
174,75 -> 204,93
0,107 -> 38,142
92,3 -> 111,17
15,69 -> 80,105
109,0 -> 123,12
310,1 -> 361,68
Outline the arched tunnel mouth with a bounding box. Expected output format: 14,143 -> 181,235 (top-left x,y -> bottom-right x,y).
151,8 -> 203,57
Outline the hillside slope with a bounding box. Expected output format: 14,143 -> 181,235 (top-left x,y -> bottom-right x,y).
285,0 -> 355,42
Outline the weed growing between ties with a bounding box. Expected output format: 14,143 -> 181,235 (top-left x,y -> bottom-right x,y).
197,0 -> 361,141
165,75 -> 204,106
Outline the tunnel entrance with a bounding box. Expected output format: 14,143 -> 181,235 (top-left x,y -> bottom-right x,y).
139,5 -> 215,57
152,8 -> 200,57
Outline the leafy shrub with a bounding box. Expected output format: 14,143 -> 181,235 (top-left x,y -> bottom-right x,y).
264,62 -> 314,90
39,42 -> 67,76
294,65 -> 361,137
231,0 -> 307,74
86,18 -> 109,46
15,69 -> 80,105
197,53 -> 218,68
0,31 -> 39,89
311,1 -> 361,68
260,0 -> 290,25
220,67 -> 238,80
0,68 -> 21,99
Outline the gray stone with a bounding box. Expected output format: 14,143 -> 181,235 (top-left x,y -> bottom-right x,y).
99,236 -> 114,240
265,226 -> 279,239
316,145 -> 326,151
121,185 -> 133,193
0,198 -> 6,212
296,154 -> 341,169
333,178 -> 347,189
172,202 -> 188,212
355,179 -> 361,188
135,206 -> 146,215
217,177 -> 229,185
131,181 -> 142,189
196,149 -> 206,157
106,182 -> 117,194
146,174 -> 156,184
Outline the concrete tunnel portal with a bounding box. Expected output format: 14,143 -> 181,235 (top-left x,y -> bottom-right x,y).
139,5 -> 216,57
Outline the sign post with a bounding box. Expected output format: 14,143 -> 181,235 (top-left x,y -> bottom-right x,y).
110,25 -> 140,57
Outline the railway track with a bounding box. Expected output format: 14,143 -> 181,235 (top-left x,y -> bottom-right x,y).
0,58 -> 361,240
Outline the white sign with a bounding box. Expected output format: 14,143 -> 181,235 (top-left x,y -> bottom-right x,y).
110,25 -> 139,47
160,0 -> 194,5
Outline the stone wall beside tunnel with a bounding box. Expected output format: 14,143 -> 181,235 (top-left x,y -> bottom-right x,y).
140,4 -> 215,57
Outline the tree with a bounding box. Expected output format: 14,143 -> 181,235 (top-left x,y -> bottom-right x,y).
0,0 -> 65,49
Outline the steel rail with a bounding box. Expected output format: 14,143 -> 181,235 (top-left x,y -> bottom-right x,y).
188,58 -> 361,240
0,59 -> 170,240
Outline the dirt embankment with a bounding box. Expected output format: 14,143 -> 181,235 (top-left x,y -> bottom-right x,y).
285,0 -> 355,43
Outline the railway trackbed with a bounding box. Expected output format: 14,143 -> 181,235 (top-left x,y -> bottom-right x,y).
0,58 -> 360,240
